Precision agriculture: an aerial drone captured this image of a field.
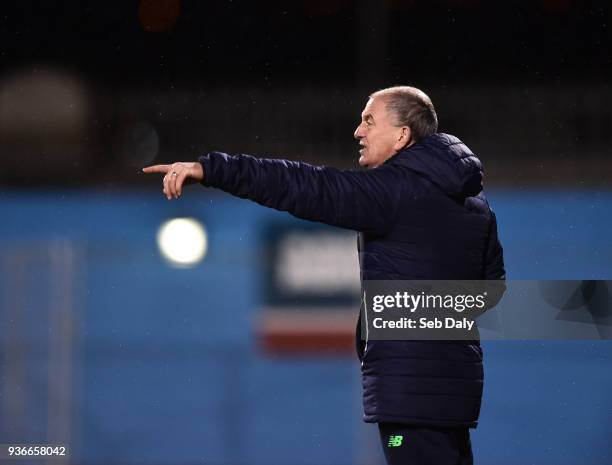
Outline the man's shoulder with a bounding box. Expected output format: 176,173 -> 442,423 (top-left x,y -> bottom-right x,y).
465,192 -> 492,216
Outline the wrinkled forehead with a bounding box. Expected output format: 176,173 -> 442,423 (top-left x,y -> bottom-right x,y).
361,96 -> 388,119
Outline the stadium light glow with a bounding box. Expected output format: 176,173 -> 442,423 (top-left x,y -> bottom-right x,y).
156,217 -> 208,267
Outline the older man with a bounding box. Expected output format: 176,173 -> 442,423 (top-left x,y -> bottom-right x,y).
144,86 -> 505,465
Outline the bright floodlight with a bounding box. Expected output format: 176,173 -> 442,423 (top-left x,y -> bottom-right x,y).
157,218 -> 208,267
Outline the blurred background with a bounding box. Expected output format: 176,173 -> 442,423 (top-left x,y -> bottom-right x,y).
1,0 -> 612,464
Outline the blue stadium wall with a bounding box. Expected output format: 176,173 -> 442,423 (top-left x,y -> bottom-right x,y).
1,189 -> 611,465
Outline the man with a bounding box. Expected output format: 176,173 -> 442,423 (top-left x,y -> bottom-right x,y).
143,86 -> 505,465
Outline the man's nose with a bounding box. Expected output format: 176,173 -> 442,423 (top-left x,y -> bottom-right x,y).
354,125 -> 364,139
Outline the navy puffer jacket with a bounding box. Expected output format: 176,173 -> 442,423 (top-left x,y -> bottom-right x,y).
198,133 -> 505,428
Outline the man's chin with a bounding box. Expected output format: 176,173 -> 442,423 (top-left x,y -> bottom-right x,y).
359,157 -> 379,170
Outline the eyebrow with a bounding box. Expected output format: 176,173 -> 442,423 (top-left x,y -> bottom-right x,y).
363,113 -> 374,122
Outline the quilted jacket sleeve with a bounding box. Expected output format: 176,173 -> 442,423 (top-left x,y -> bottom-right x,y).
198,151 -> 403,235
484,210 -> 505,280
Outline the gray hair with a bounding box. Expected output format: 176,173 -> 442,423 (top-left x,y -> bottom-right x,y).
370,86 -> 438,142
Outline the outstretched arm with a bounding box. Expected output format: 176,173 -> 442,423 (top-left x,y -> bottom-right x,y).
144,152 -> 403,235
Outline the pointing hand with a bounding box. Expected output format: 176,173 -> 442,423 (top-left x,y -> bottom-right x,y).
142,162 -> 204,200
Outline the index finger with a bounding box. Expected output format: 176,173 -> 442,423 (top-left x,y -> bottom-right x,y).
142,164 -> 171,174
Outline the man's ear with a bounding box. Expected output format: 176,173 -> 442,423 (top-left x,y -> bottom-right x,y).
394,126 -> 412,150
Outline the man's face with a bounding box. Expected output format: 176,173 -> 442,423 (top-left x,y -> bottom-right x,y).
354,97 -> 409,169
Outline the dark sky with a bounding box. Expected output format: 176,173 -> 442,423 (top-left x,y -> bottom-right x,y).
2,0 -> 611,89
